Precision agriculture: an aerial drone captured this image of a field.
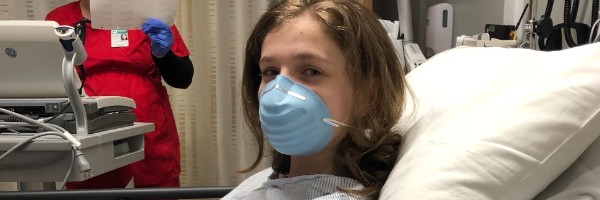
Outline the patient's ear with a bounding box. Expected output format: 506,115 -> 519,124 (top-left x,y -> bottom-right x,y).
357,79 -> 380,117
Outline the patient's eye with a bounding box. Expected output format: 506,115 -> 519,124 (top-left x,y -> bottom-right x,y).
260,68 -> 279,82
261,69 -> 279,77
302,67 -> 321,76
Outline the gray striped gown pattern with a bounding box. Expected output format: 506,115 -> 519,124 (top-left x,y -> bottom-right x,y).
222,168 -> 369,200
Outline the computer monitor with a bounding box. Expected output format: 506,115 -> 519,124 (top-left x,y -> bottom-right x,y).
0,20 -> 69,98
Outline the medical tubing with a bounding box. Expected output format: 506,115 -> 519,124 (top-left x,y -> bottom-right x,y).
46,123 -> 69,135
45,124 -> 91,177
589,18 -> 600,43
0,109 -> 91,181
595,21 -> 600,42
572,0 -> 580,23
0,122 -> 30,127
0,131 -> 75,190
0,132 -> 66,161
539,0 -> 555,50
59,149 -> 75,190
0,128 -> 18,134
594,0 -> 599,23
545,0 -> 554,17
0,107 -> 83,157
564,0 -> 578,47
592,0 -> 599,41
0,108 -> 62,133
44,102 -> 71,123
0,109 -> 82,150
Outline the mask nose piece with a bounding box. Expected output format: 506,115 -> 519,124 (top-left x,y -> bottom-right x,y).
262,75 -> 306,101
273,75 -> 295,89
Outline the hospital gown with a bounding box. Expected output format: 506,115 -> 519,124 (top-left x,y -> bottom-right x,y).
223,168 -> 368,200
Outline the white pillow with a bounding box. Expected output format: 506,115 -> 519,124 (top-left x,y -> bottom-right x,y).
380,44 -> 600,200
533,127 -> 600,199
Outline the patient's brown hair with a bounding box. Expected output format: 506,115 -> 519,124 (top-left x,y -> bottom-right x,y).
241,0 -> 409,198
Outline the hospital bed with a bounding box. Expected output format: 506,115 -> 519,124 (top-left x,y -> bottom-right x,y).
0,186 -> 234,199
380,43 -> 600,200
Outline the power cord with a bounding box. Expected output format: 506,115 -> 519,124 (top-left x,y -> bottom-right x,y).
0,131 -> 74,190
0,108 -> 81,148
44,123 -> 92,179
0,108 -> 92,188
590,11 -> 600,43
43,102 -> 71,123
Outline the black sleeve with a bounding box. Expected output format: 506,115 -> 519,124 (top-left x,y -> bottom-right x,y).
152,50 -> 194,89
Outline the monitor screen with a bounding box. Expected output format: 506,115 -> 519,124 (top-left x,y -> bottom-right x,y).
0,20 -> 69,98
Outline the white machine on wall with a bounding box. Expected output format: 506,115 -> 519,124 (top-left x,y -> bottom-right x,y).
454,1 -> 530,49
426,3 -> 454,57
0,20 -> 151,189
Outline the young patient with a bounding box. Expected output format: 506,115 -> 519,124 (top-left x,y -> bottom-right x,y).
224,0 -> 410,199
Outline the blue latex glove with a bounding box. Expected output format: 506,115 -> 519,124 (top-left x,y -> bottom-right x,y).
142,18 -> 173,58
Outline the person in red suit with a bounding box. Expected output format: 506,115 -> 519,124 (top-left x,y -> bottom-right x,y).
46,0 -> 193,189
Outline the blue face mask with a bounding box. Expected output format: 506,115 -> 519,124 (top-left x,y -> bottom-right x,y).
259,75 -> 340,156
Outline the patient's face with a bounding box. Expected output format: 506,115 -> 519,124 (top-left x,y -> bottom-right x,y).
258,13 -> 352,153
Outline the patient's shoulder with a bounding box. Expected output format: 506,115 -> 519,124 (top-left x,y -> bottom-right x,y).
223,168 -> 368,200
221,168 -> 273,200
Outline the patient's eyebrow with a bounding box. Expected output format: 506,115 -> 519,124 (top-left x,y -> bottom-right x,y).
295,51 -> 332,64
259,51 -> 332,66
259,56 -> 275,66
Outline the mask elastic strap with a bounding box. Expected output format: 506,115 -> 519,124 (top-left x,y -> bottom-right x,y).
322,118 -> 349,128
322,118 -> 373,139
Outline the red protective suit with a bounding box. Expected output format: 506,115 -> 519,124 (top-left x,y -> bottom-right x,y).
46,1 -> 189,188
